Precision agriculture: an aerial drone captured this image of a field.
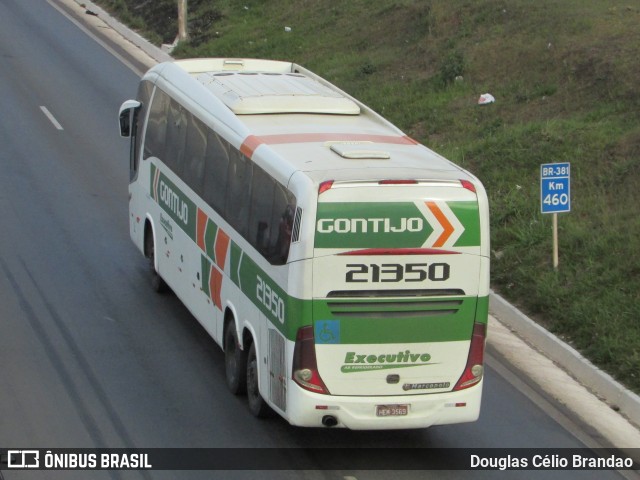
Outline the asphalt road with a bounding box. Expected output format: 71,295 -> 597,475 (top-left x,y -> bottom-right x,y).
0,1 -> 633,479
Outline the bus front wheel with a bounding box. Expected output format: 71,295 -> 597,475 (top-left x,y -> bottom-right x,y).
144,227 -> 169,293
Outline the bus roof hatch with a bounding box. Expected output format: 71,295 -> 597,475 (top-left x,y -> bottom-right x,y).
193,71 -> 361,115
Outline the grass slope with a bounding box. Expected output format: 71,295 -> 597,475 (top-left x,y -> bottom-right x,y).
96,0 -> 640,394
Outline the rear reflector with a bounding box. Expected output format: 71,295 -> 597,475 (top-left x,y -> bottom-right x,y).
453,322 -> 486,391
292,326 -> 329,394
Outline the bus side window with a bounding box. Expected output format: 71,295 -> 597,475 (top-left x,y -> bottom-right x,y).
248,166 -> 276,256
144,88 -> 169,160
131,81 -> 152,181
224,150 -> 252,238
183,113 -> 207,196
165,99 -> 187,178
203,130 -> 229,213
271,185 -> 296,265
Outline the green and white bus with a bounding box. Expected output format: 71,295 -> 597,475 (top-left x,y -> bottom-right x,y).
119,58 -> 490,429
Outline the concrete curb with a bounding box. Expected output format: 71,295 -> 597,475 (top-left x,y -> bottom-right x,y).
90,5 -> 172,64
490,290 -> 640,428
69,0 -> 172,66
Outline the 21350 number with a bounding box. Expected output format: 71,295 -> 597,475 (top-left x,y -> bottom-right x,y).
345,263 -> 450,283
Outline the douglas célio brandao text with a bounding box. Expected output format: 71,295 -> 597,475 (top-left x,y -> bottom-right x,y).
470,453 -> 634,470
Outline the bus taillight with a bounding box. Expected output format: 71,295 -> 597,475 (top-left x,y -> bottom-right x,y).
318,180 -> 334,194
292,326 -> 330,394
460,179 -> 476,193
453,322 -> 486,391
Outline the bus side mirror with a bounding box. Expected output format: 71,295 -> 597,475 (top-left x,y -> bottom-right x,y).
118,100 -> 141,137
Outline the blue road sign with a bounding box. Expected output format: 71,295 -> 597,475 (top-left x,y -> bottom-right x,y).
541,163 -> 570,214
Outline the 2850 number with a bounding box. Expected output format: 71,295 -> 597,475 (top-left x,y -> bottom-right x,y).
256,275 -> 285,323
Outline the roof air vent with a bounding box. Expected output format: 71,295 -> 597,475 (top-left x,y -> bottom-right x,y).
329,143 -> 390,160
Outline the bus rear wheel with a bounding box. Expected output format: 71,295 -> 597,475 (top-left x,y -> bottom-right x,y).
224,324 -> 247,395
247,342 -> 272,418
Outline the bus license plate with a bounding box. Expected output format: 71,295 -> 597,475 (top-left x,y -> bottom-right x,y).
376,404 -> 409,417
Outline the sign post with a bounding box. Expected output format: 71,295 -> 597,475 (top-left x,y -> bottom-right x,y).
540,163 -> 571,269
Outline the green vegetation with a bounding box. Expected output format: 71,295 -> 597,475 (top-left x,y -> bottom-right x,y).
94,0 -> 640,393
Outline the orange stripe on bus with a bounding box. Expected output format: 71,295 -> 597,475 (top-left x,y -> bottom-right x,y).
240,135 -> 263,158
426,201 -> 454,248
210,267 -> 223,310
196,208 -> 208,252
214,229 -> 230,268
240,133 -> 418,158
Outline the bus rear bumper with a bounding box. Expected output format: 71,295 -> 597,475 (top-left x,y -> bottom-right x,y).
285,381 -> 483,430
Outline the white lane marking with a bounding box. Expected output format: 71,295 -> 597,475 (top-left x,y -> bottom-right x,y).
40,106 -> 64,130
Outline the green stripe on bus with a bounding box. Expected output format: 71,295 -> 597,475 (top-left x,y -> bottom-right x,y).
475,295 -> 489,325
315,202 -> 433,249
150,165 -> 197,240
201,255 -> 211,296
204,218 -> 218,260
229,242 -> 242,285
312,296 -> 477,344
450,201 -> 481,247
236,247 -> 302,338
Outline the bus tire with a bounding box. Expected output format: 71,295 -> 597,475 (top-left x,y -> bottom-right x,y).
151,269 -> 169,293
247,341 -> 272,418
144,226 -> 169,293
224,324 -> 247,395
